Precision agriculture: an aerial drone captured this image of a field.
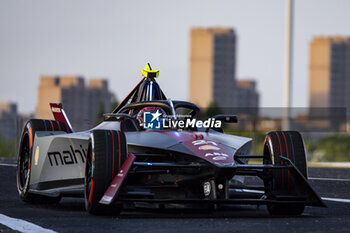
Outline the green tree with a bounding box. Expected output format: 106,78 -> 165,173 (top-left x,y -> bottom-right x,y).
95,102 -> 105,125
0,134 -> 15,157
110,94 -> 119,112
95,94 -> 120,125
198,101 -> 222,120
308,134 -> 350,162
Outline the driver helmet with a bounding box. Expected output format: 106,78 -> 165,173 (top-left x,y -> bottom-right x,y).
136,107 -> 167,126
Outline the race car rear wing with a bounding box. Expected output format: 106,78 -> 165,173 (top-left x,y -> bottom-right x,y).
49,103 -> 74,133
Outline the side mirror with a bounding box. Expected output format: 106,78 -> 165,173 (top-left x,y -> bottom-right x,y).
103,113 -> 141,131
205,115 -> 238,133
212,114 -> 238,123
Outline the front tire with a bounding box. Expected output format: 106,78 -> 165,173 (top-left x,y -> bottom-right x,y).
263,131 -> 307,215
85,130 -> 127,215
17,119 -> 68,203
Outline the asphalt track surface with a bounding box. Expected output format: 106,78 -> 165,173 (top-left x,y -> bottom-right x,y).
1,162 -> 350,233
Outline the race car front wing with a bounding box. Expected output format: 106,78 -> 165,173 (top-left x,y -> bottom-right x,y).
100,153 -> 326,208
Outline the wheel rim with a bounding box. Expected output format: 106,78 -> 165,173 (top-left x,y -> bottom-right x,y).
85,144 -> 92,205
19,133 -> 30,190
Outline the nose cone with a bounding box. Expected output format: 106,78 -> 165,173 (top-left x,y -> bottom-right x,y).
162,131 -> 236,165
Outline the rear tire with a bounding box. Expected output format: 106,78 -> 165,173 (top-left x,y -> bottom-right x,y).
263,131 -> 307,215
85,130 -> 127,215
17,119 -> 68,204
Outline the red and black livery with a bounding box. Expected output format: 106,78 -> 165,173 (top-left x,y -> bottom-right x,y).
16,65 -> 325,216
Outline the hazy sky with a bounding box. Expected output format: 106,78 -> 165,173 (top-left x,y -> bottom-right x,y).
0,0 -> 350,113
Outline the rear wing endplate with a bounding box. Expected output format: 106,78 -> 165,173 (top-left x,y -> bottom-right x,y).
49,103 -> 74,133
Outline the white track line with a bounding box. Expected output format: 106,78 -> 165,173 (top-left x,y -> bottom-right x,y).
0,163 -> 16,167
322,197 -> 350,203
309,162 -> 350,168
309,177 -> 350,182
0,213 -> 57,233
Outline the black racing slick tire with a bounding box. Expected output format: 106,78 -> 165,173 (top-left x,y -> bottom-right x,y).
16,119 -> 69,204
263,131 -> 307,216
85,130 -> 127,215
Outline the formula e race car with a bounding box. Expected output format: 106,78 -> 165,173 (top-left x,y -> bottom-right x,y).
16,64 -> 325,215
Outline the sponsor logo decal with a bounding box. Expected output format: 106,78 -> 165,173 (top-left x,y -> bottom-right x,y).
101,195 -> 113,202
48,144 -> 87,166
34,146 -> 40,165
198,145 -> 221,150
117,169 -> 124,177
192,139 -> 223,152
51,107 -> 61,113
205,152 -> 229,160
192,140 -> 218,146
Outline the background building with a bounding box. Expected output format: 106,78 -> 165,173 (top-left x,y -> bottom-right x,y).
189,27 -> 259,110
0,102 -> 32,157
235,80 -> 259,109
36,76 -> 113,131
189,28 -> 236,108
309,37 -> 350,131
0,102 -> 18,141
